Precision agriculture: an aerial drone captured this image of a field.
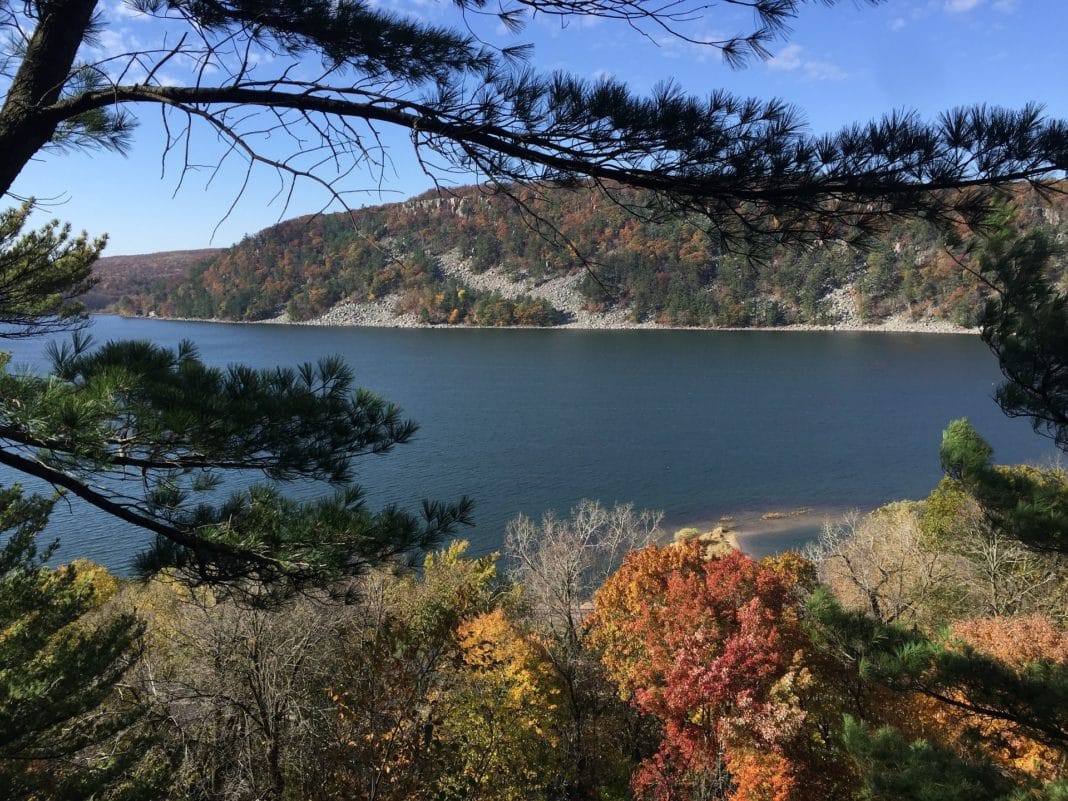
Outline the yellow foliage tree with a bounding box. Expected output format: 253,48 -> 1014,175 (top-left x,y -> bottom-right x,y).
437,607 -> 566,800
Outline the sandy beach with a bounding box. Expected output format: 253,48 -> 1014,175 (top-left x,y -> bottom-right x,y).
670,505 -> 869,556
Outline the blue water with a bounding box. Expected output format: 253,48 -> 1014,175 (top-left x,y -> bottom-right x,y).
0,316 -> 1056,570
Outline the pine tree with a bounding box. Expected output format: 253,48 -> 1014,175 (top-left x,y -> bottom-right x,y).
0,339 -> 473,595
841,717 -> 1015,801
2,1 -> 1067,250
975,228 -> 1068,455
0,485 -> 173,800
939,418 -> 1068,555
0,200 -> 101,337
806,587 -> 1068,801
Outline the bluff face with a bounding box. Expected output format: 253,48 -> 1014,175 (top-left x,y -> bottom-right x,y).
95,183 -> 1068,329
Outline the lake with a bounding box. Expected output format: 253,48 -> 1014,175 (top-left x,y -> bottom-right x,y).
0,316 -> 1057,570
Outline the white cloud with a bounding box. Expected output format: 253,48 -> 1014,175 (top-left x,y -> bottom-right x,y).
944,0 -> 982,13
591,68 -> 616,83
992,0 -> 1019,12
153,71 -> 182,88
768,44 -> 846,81
768,43 -> 804,71
241,48 -> 276,69
646,29 -> 727,62
176,52 -> 219,75
804,60 -> 847,81
91,28 -> 143,61
110,0 -> 148,21
889,17 -> 907,31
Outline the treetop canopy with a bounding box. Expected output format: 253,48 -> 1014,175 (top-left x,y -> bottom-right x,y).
2,0 -> 1067,250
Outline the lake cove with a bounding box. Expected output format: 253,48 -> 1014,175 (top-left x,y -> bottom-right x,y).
2,316 -> 1055,571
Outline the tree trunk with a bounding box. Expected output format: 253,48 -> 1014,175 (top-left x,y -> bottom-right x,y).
0,0 -> 98,197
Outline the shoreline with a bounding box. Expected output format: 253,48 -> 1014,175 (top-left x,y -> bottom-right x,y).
666,501 -> 884,559
109,311 -> 978,336
669,504 -> 869,555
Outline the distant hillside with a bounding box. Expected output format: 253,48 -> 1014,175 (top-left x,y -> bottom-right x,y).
86,249 -> 223,313
109,183 -> 1068,328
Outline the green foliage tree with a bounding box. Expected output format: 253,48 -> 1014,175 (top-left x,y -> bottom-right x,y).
0,200 -> 101,337
940,418 -> 995,482
939,418 -> 1068,555
976,228 -> 1068,452
0,485 -> 172,800
806,587 -> 1068,798
0,339 -> 473,595
841,716 -> 1016,801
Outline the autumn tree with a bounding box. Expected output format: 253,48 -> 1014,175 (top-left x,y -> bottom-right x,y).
440,607 -> 567,801
589,541 -> 854,801
944,615 -> 1068,783
805,503 -> 962,628
506,500 -> 664,798
314,537 -> 648,801
325,541 -> 504,801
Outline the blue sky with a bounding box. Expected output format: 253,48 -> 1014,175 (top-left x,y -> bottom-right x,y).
9,0 -> 1068,255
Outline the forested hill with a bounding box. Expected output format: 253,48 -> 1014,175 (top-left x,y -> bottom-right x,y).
86,249 -> 223,313
109,183 -> 1068,328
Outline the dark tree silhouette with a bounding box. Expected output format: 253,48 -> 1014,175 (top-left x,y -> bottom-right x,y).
3,0 -> 1067,250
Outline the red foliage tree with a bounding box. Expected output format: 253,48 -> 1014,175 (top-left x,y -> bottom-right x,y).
589,543 -> 852,801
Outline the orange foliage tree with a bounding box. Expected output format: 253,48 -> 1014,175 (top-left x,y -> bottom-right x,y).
936,615 -> 1068,783
588,542 -> 854,801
